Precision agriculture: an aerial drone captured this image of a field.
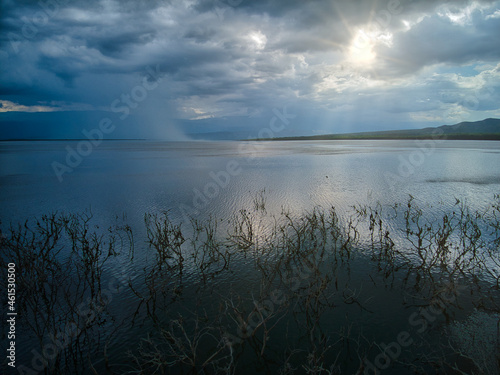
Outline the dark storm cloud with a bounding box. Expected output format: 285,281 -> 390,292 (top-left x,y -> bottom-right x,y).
370,9 -> 500,78
87,31 -> 157,57
1,0 -> 500,139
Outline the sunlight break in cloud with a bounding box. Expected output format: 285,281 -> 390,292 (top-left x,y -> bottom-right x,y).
1,0 -> 500,139
0,100 -> 97,113
0,100 -> 58,113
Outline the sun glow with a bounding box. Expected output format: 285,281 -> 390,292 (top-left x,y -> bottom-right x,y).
348,29 -> 376,66
248,31 -> 267,50
346,28 -> 394,67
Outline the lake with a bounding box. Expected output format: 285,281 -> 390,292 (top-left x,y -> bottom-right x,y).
1,139 -> 499,224
1,140 -> 499,374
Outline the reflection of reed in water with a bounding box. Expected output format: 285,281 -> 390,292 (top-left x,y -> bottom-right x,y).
1,193 -> 499,374
448,310 -> 500,375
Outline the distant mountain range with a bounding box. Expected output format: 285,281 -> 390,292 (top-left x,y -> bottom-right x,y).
264,118 -> 500,141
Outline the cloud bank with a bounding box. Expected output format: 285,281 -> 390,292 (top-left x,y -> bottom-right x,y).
1,0 -> 500,139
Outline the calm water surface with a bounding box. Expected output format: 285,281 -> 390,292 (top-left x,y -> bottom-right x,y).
1,140 -> 499,224
1,140 -> 499,374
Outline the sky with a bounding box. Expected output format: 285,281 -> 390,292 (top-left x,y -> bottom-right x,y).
1,0 -> 500,140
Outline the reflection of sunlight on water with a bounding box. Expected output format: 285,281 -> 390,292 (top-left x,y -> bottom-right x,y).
2,140 -> 500,231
